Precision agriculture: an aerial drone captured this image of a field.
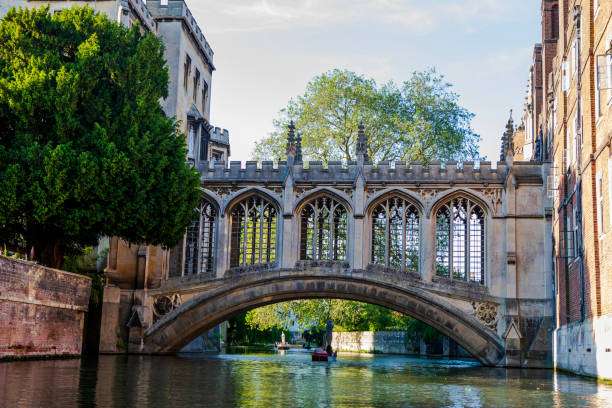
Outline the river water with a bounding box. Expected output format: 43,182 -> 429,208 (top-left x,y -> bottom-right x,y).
1,350 -> 612,407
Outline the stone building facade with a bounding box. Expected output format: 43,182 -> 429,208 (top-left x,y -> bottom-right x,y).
0,0 -> 231,351
513,0 -> 612,379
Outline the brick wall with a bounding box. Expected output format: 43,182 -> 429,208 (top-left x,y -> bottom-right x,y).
0,256 -> 91,359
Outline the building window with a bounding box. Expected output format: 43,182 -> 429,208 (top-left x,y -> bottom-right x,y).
300,196 -> 347,261
607,53 -> 612,103
184,54 -> 191,90
193,68 -> 200,101
187,123 -> 196,159
211,150 -> 223,163
562,60 -> 569,92
608,159 -> 612,229
184,200 -> 217,276
571,40 -> 578,77
202,81 -> 209,114
597,170 -> 604,236
435,197 -> 485,284
371,197 -> 420,272
573,115 -> 578,166
596,61 -> 601,119
230,196 -> 278,267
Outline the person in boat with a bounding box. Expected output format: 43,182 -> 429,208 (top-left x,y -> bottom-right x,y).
326,318 -> 334,348
314,343 -> 326,354
327,345 -> 337,357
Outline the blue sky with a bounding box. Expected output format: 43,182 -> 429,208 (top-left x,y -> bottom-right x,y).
189,0 -> 541,162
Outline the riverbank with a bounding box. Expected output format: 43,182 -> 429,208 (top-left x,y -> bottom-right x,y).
331,330 -> 471,357
0,256 -> 92,360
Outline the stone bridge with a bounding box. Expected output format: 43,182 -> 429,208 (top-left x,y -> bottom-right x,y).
108,123 -> 553,367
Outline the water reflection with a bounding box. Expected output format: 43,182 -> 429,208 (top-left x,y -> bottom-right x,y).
0,352 -> 612,407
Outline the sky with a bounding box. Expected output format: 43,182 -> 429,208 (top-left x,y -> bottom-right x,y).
188,0 -> 542,163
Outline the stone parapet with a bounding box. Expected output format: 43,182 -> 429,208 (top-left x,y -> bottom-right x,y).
0,256 -> 91,359
198,160 -> 545,186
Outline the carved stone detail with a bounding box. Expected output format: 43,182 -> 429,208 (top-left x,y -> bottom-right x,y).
207,186 -> 240,201
365,185 -> 386,199
153,293 -> 182,320
294,186 -> 312,201
406,188 -> 443,207
480,188 -> 503,214
294,185 -> 353,201
471,301 -> 500,330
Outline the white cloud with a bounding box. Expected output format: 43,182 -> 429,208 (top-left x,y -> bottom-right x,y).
189,0 -> 516,34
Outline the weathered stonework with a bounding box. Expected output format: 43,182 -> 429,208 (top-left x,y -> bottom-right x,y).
331,330 -> 470,356
0,256 -> 91,359
103,126 -> 555,368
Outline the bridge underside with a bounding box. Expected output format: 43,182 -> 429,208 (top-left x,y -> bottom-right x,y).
141,274 -> 508,366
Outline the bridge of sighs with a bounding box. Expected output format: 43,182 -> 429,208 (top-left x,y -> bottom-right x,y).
104,122 -> 553,367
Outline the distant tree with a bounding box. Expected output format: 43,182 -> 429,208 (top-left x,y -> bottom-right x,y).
253,68 -> 481,163
246,299 -> 418,333
0,6 -> 200,268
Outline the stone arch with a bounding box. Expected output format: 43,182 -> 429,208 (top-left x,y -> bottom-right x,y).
142,275 -> 505,366
365,188 -> 424,216
294,187 -> 353,214
221,187 -> 282,216
427,188 -> 491,219
199,188 -> 222,212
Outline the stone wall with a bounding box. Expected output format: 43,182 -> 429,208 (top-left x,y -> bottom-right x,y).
0,256 -> 91,359
554,315 -> 612,380
331,331 -> 469,357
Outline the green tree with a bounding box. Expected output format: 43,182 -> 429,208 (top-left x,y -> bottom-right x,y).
253,68 -> 481,163
246,299 -> 418,333
0,6 -> 200,268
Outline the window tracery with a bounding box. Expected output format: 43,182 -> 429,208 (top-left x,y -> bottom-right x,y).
371,197 -> 420,272
230,196 -> 278,267
184,199 -> 217,276
299,196 -> 348,261
435,197 -> 485,284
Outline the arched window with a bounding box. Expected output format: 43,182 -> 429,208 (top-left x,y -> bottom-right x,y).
184,199 -> 217,276
230,196 -> 278,268
371,197 -> 420,272
299,196 -> 348,261
435,197 -> 485,284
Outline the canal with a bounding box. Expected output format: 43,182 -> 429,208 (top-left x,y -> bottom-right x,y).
2,351 -> 612,407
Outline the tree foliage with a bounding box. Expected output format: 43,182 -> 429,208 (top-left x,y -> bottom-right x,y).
0,6 -> 200,267
227,312 -> 292,346
253,68 -> 481,163
246,299 -> 416,333
250,69 -> 480,337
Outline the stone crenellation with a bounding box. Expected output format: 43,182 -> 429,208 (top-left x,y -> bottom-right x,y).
198,160 -> 546,186
146,1 -> 214,66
